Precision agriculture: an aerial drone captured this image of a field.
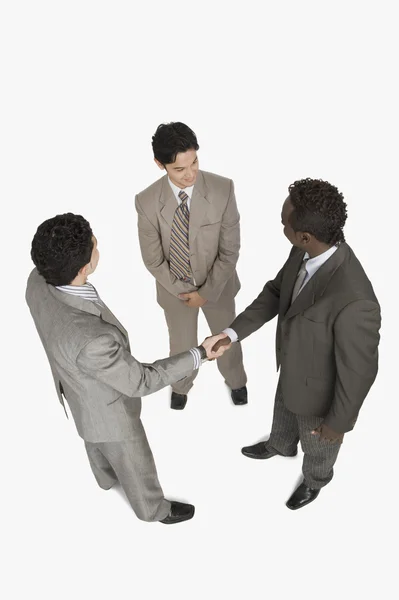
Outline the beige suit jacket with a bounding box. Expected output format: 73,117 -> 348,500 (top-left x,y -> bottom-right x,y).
135,170 -> 241,304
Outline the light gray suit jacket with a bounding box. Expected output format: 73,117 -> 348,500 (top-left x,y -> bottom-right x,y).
135,170 -> 241,304
26,268 -> 195,443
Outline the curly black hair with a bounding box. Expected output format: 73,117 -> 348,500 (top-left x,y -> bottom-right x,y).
31,213 -> 93,286
152,122 -> 199,165
288,178 -> 347,245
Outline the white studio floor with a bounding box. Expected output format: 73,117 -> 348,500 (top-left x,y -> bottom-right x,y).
2,1 -> 397,598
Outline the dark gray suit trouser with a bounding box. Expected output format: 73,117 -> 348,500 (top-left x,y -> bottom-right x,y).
266,381 -> 342,489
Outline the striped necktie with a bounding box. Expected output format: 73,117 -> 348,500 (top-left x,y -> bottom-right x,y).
169,190 -> 192,282
291,258 -> 309,304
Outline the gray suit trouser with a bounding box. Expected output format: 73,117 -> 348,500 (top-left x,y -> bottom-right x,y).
266,381 -> 342,489
158,285 -> 247,395
84,421 -> 170,521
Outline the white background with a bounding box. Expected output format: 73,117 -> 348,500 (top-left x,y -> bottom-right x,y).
1,1 -> 398,599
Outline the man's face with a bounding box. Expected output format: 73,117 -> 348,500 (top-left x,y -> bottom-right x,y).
155,149 -> 199,188
281,196 -> 299,245
86,236 -> 100,275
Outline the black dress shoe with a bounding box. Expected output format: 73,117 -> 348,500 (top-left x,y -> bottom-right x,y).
160,501 -> 195,524
171,392 -> 188,410
231,386 -> 248,405
241,441 -> 298,459
286,483 -> 320,510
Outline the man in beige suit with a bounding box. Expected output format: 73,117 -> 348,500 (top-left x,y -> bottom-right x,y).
135,122 -> 247,410
26,213 -> 229,524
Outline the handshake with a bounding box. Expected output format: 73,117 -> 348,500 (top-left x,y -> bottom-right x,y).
199,333 -> 233,361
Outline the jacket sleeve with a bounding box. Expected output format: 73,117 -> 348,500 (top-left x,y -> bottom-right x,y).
229,249 -> 294,341
323,299 -> 381,433
135,194 -> 196,297
197,180 -> 240,303
76,334 -> 195,398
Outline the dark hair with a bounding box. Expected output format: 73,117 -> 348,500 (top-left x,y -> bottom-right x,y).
31,213 -> 93,286
288,178 -> 347,245
152,122 -> 199,165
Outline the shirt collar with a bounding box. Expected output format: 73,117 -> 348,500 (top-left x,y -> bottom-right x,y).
56,281 -> 101,303
168,177 -> 194,201
304,244 -> 338,276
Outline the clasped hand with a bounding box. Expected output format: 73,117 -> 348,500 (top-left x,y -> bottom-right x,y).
311,423 -> 344,443
200,333 -> 232,360
178,292 -> 207,308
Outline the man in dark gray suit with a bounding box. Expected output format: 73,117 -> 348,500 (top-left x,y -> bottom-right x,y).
26,213 -> 230,524
214,178 -> 381,510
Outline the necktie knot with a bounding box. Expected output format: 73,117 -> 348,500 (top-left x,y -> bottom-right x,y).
178,190 -> 189,204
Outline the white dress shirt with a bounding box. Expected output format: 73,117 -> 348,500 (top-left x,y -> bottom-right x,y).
224,244 -> 339,343
168,178 -> 195,209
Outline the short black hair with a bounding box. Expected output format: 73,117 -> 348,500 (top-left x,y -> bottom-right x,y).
31,213 -> 93,286
288,178 -> 347,245
152,122 -> 199,165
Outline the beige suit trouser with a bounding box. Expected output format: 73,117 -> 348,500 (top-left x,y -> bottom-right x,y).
157,280 -> 247,395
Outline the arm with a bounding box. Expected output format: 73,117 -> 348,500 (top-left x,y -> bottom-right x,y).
228,250 -> 294,341
197,180 -> 240,304
77,334 -> 195,398
135,195 -> 196,297
323,299 -> 381,433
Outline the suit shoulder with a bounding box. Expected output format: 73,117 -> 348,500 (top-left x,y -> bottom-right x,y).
136,176 -> 164,207
201,170 -> 232,189
26,267 -> 47,305
335,245 -> 379,305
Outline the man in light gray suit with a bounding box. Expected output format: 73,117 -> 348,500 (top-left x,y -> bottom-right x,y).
26,213 -> 229,524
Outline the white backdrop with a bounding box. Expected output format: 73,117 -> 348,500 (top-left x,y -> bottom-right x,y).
1,1 -> 398,599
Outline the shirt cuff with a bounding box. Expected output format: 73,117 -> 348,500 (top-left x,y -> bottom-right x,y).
189,347 -> 202,370
222,327 -> 238,343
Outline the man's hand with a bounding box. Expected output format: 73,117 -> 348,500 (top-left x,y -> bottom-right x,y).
200,333 -> 232,360
311,423 -> 344,444
212,336 -> 232,353
178,291 -> 207,308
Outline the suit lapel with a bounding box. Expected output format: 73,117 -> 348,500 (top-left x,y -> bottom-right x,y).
159,176 -> 178,228
189,171 -> 210,244
280,248 -> 305,317
159,171 -> 211,246
284,243 -> 347,320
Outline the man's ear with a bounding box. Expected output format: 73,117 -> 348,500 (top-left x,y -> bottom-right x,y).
154,158 -> 165,170
300,232 -> 312,246
79,263 -> 90,277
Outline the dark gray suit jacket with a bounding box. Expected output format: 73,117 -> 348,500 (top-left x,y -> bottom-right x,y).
231,243 -> 381,433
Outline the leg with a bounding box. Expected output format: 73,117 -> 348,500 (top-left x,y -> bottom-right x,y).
159,286 -> 199,395
84,441 -> 118,490
202,293 -> 247,391
97,421 -> 171,522
266,381 -> 300,456
297,415 -> 342,489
